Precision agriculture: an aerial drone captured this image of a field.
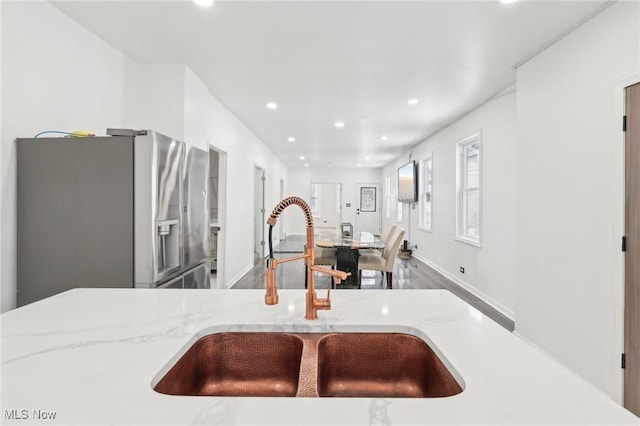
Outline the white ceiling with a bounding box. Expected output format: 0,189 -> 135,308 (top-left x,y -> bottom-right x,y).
51,0 -> 609,168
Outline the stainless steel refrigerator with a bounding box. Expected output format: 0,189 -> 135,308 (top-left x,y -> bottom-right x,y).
16,129 -> 210,307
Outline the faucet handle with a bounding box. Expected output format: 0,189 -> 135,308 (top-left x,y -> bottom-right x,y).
332,271 -> 350,285
316,289 -> 331,309
332,276 -> 342,285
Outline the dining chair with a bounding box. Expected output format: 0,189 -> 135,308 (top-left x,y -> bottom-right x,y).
357,228 -> 405,289
381,224 -> 397,243
359,223 -> 397,258
304,245 -> 338,289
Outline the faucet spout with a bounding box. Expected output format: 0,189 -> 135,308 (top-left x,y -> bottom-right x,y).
310,265 -> 349,283
264,196 -> 347,320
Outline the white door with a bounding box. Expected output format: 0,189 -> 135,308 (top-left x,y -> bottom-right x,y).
624,82 -> 640,416
356,183 -> 381,236
279,179 -> 285,242
312,183 -> 341,234
209,145 -> 226,289
254,166 -> 265,263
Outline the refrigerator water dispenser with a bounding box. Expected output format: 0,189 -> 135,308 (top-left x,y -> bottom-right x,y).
157,219 -> 180,274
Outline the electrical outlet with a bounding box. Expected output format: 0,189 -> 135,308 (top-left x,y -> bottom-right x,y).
459,266 -> 465,274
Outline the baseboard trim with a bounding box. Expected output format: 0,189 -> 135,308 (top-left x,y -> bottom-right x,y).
412,253 -> 515,321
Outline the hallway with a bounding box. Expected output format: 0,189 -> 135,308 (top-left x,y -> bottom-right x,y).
232,236 -> 514,331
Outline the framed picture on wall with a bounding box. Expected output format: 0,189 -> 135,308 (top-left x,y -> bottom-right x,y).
360,187 -> 376,212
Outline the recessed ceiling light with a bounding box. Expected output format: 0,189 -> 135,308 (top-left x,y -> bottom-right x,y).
299,156 -> 305,160
304,163 -> 309,167
365,156 -> 370,160
499,0 -> 519,3
407,98 -> 419,106
193,0 -> 214,6
266,102 -> 278,110
381,135 -> 389,141
357,163 -> 362,167
288,137 -> 296,142
334,121 -> 345,128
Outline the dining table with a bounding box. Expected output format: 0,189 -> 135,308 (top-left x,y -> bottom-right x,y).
315,233 -> 385,288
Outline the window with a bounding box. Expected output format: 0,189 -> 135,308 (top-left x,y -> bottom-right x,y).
456,132 -> 481,245
310,183 -> 320,214
419,154 -> 433,231
385,176 -> 391,219
310,183 -> 341,213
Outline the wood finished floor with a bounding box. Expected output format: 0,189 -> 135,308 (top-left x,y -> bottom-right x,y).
231,236 -> 514,331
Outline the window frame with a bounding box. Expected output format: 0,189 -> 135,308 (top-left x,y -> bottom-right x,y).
419,153 -> 433,232
455,131 -> 482,247
310,183 -> 321,215
385,175 -> 391,220
395,170 -> 403,223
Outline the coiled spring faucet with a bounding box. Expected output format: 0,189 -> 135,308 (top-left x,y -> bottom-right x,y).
265,196 -> 349,320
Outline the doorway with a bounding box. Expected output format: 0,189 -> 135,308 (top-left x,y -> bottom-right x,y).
310,183 -> 341,236
355,183 -> 382,236
208,146 -> 226,289
279,179 -> 285,242
624,82 -> 639,416
254,166 -> 266,263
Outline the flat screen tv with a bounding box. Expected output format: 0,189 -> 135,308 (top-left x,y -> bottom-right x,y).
398,160 -> 418,203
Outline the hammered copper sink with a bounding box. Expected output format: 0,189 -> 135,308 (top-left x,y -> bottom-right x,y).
153,332 -> 463,398
317,333 -> 463,398
153,332 -> 304,397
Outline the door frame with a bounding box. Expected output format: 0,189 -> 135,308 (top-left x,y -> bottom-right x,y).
208,145 -> 227,289
613,74 -> 640,404
355,182 -> 382,236
254,165 -> 266,263
279,178 -> 285,241
310,182 -> 342,233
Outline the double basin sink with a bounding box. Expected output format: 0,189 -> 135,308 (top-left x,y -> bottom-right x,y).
153,330 -> 463,398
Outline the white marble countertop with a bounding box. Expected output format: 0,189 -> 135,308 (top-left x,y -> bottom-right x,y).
1,288 -> 638,425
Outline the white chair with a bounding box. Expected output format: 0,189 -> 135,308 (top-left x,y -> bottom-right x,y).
357,228 -> 405,289
380,224 -> 397,243
360,224 -> 397,259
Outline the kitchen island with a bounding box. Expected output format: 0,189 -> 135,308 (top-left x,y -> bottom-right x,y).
1,288 -> 638,425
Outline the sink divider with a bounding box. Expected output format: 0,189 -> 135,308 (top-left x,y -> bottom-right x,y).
294,333 -> 323,397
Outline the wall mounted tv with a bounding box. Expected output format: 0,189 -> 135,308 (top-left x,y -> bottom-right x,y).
398,160 -> 418,203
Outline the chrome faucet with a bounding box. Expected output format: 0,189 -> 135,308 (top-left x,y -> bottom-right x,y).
265,196 -> 349,320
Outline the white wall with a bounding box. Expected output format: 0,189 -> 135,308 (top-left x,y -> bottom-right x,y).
1,2 -> 138,312
382,91 -> 517,318
136,65 -> 289,286
189,68 -> 288,286
0,1 -> 3,314
132,64 -> 187,142
0,2 -> 288,308
515,1 -> 639,401
285,167 -> 383,237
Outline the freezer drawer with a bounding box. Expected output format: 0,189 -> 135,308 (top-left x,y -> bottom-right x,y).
183,262 -> 211,289
158,275 -> 183,289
